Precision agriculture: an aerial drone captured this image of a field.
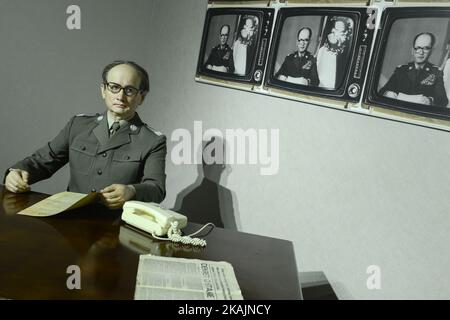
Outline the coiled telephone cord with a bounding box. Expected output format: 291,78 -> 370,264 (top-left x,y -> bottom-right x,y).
151,221 -> 215,247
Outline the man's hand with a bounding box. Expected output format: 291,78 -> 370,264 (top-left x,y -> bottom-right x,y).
5,169 -> 30,193
287,76 -> 309,86
383,91 -> 398,99
212,65 -> 228,73
418,95 -> 432,106
296,77 -> 310,86
100,184 -> 136,209
396,92 -> 431,105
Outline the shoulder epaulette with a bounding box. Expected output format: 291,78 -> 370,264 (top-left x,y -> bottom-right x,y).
144,123 -> 163,136
75,113 -> 99,117
429,63 -> 439,70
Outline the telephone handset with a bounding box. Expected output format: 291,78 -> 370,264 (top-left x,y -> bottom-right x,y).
122,201 -> 187,236
121,201 -> 213,247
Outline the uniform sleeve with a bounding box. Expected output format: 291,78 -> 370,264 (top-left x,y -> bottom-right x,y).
204,48 -> 214,67
132,135 -> 167,203
5,117 -> 74,184
227,48 -> 235,74
309,60 -> 320,87
275,57 -> 289,79
431,70 -> 449,107
380,67 -> 400,96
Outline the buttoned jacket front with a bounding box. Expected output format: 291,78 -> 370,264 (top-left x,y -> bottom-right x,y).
11,112 -> 166,203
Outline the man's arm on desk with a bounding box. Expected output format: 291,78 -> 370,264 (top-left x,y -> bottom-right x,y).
3,117 -> 73,193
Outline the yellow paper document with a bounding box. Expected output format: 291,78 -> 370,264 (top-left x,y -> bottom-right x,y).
17,191 -> 98,217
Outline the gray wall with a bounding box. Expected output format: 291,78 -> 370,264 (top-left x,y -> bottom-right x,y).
1,0 -> 450,299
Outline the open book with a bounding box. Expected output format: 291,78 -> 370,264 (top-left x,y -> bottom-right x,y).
135,255 -> 243,300
17,191 -> 98,217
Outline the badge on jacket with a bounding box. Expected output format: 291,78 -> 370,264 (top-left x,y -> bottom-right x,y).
302,61 -> 312,70
421,74 -> 435,86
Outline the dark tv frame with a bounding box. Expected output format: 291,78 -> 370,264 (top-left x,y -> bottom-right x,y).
365,6 -> 450,121
196,7 -> 275,86
265,7 -> 377,104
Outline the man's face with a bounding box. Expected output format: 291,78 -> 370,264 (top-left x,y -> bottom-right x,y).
241,18 -> 255,40
412,34 -> 433,65
219,25 -> 229,46
297,29 -> 311,54
101,64 -> 146,119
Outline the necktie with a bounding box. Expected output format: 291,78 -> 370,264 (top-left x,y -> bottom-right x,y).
110,121 -> 120,137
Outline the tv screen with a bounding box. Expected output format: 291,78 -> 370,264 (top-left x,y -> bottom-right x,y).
196,7 -> 274,86
365,7 -> 450,120
265,7 -> 377,103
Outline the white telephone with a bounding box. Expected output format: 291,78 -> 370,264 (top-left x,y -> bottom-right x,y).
121,201 -> 213,247
122,201 -> 187,236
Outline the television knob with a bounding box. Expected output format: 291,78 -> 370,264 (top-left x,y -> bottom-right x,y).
254,70 -> 263,82
348,83 -> 360,98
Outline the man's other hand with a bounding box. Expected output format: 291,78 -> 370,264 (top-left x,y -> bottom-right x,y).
287,76 -> 309,86
383,90 -> 398,99
5,169 -> 30,193
396,92 -> 431,105
100,184 -> 136,209
211,65 -> 227,73
418,95 -> 432,106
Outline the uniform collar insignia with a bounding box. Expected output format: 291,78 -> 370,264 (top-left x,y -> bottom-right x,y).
127,112 -> 143,128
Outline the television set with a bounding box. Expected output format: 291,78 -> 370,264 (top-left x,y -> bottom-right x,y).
196,7 -> 275,88
265,6 -> 377,106
365,6 -> 450,124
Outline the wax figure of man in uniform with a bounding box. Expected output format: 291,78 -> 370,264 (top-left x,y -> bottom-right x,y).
275,27 -> 320,86
205,24 -> 235,73
4,60 -> 166,209
380,32 -> 448,107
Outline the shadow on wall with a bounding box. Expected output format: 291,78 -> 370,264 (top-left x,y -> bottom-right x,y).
300,271 -> 356,300
299,271 -> 341,300
172,136 -> 240,230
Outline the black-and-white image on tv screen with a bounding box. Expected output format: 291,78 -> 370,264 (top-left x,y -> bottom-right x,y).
197,8 -> 274,85
266,7 -> 377,103
366,7 -> 450,119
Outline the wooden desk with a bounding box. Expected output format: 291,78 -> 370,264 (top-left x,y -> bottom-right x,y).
0,186 -> 302,300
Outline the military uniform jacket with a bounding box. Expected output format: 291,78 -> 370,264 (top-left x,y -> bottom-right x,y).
275,51 -> 319,86
10,112 -> 166,203
380,61 -> 448,107
205,44 -> 235,73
